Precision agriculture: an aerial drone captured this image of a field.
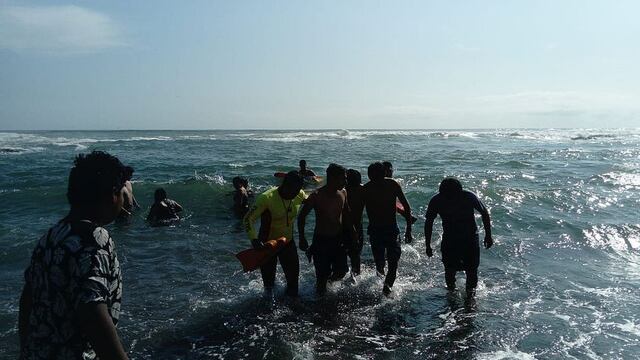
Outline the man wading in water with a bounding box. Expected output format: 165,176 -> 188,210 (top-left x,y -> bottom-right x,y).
363,162 -> 413,296
298,163 -> 357,294
243,171 -> 306,296
424,177 -> 493,295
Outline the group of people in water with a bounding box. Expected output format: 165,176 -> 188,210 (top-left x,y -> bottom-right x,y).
238,159 -> 493,297
17,150 -> 493,359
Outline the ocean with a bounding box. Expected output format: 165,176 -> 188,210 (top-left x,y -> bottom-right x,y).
1,129 -> 639,359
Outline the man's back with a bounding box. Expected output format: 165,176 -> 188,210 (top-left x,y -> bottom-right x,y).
346,184 -> 364,226
363,178 -> 399,226
23,221 -> 122,360
426,190 -> 487,238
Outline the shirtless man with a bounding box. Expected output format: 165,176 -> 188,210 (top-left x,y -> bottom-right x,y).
363,162 -> 413,296
345,169 -> 365,276
232,176 -> 250,218
117,166 -> 140,220
298,163 -> 356,294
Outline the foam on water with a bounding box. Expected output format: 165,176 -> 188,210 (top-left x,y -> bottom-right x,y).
1,129 -> 640,359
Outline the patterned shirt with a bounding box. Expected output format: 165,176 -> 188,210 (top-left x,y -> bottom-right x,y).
22,220 -> 122,360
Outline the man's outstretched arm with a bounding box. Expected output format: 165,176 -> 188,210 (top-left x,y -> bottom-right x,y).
395,182 -> 413,242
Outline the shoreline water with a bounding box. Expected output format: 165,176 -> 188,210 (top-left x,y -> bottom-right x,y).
1,129 -> 639,359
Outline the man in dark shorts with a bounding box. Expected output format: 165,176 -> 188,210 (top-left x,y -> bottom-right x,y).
298,164 -> 356,294
19,151 -> 129,360
424,177 -> 493,293
363,162 -> 413,296
243,171 -> 306,296
146,188 -> 183,226
345,169 -> 365,277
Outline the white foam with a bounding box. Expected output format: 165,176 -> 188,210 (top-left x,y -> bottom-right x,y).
476,348 -> 537,360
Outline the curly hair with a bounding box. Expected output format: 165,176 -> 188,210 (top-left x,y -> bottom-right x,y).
67,151 -> 129,207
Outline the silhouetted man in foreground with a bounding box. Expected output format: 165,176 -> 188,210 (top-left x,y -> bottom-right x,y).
363,162 -> 413,296
19,151 -> 129,360
424,177 -> 493,294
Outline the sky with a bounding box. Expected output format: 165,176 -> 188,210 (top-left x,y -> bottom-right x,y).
1,1 -> 639,130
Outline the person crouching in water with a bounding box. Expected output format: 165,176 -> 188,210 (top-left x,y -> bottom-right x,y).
232,176 -> 250,218
424,177 -> 493,294
363,162 -> 413,296
298,164 -> 357,295
146,188 -> 183,226
243,171 -> 305,296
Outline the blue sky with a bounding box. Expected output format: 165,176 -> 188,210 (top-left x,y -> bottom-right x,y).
1,1 -> 639,129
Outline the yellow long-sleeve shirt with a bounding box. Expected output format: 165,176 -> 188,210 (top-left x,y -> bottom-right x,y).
243,187 -> 306,241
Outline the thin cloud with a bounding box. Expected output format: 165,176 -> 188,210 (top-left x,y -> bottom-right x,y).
0,5 -> 126,54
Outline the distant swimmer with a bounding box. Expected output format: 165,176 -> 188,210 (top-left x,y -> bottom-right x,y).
19,151 -> 128,359
298,159 -> 317,178
232,176 -> 250,218
345,169 -> 365,276
363,162 -> 413,296
424,177 -> 493,294
243,171 -> 306,296
118,166 -> 140,220
146,188 -> 183,226
298,164 -> 356,294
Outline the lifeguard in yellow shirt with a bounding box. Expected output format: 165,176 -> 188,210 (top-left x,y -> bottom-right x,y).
243,171 -> 306,296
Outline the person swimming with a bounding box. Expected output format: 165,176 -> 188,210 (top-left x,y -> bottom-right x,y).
298,159 -> 317,178
298,163 -> 356,294
242,171 -> 306,297
382,161 -> 393,178
424,177 -> 493,294
363,162 -> 413,296
146,188 -> 183,226
232,176 -> 250,218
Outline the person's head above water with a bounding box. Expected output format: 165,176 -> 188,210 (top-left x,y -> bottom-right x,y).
346,169 -> 361,187
124,166 -> 135,182
232,176 -> 245,190
367,162 -> 385,181
66,150 -> 128,224
279,171 -> 304,200
154,188 -> 168,203
382,161 -> 393,177
326,163 -> 346,189
299,159 -> 307,170
439,177 -> 463,198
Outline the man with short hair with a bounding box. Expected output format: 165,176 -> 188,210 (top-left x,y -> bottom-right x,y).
298,164 -> 356,294
363,162 -> 413,296
146,188 -> 183,226
19,151 -> 129,360
382,161 -> 393,178
424,177 -> 493,293
243,171 -> 306,296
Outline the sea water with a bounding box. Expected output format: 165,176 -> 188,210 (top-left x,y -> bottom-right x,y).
1,129 -> 639,359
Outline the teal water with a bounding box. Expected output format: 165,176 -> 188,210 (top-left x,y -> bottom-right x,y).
1,129 -> 639,359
